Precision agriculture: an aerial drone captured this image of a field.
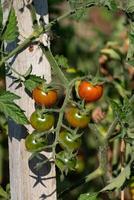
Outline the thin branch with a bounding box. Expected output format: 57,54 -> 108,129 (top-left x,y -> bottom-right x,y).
40,45 -> 69,86
0,1 -> 96,68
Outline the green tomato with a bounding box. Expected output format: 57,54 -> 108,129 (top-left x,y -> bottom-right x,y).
30,110 -> 54,131
25,131 -> 47,152
55,151 -> 76,172
59,130 -> 81,151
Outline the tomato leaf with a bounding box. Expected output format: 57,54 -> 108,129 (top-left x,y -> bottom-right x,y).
0,186 -> 8,198
55,55 -> 69,69
126,33 -> 134,62
126,0 -> 134,13
1,7 -> 18,42
78,192 -> 99,200
111,97 -> 132,124
68,0 -> 89,20
24,75 -> 43,92
101,48 -> 121,60
0,90 -> 28,125
101,164 -> 131,191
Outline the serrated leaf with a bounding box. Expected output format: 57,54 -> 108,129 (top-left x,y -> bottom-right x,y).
0,91 -> 28,125
0,186 -> 8,198
24,75 -> 43,92
0,90 -> 20,101
55,55 -> 69,69
68,0 -> 88,20
111,97 -> 132,124
1,7 -> 18,42
101,164 -> 131,191
78,192 -> 98,200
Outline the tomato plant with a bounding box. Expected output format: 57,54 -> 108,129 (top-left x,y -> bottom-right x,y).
30,110 -> 54,131
1,0 -> 134,199
32,85 -> 58,107
65,106 -> 90,128
59,130 -> 81,151
78,81 -> 103,102
25,131 -> 47,152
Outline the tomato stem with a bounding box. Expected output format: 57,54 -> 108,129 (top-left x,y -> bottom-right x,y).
40,45 -> 69,86
0,1 -> 96,68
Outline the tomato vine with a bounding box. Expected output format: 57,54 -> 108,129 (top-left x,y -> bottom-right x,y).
0,0 -> 134,200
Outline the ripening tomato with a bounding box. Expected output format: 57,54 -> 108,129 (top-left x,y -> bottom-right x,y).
65,106 -> 90,128
33,85 -> 58,107
55,151 -> 76,172
59,130 -> 81,151
30,110 -> 54,131
25,131 -> 47,152
78,81 -> 103,102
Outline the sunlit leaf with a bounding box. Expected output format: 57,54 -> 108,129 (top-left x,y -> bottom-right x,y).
78,192 -> 99,200
101,164 -> 131,191
1,7 -> 18,42
0,90 -> 28,125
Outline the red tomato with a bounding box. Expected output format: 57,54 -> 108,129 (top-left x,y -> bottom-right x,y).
78,81 -> 103,102
33,85 -> 58,107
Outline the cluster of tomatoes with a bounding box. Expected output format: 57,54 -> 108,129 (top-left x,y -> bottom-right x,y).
25,80 -> 103,174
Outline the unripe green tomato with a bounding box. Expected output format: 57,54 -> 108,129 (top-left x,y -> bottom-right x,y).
25,131 -> 47,152
30,110 -> 54,131
55,151 -> 76,172
59,130 -> 81,151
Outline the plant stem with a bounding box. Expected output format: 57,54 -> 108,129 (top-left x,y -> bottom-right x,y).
106,117 -> 119,140
45,1 -> 96,31
53,85 -> 72,146
86,167 -> 103,182
58,167 -> 102,198
0,1 -> 96,69
9,66 -> 25,81
40,45 -> 68,86
0,27 -> 43,67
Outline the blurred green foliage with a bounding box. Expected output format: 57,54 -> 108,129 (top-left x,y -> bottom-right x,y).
48,1 -> 134,200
